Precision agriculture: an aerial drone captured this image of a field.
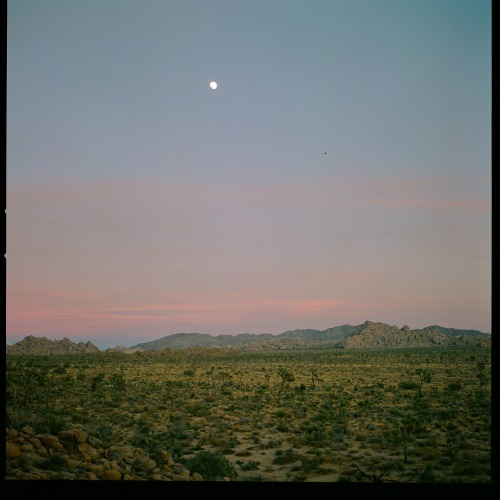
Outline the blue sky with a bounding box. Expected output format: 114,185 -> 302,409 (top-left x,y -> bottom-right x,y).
7,0 -> 491,349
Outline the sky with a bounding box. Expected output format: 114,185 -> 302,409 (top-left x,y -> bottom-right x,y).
6,0 -> 491,350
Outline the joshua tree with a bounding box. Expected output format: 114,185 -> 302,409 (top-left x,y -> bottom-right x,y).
262,367 -> 271,390
415,368 -> 432,397
392,415 -> 421,464
277,367 -> 295,397
330,390 -> 350,434
310,367 -> 323,390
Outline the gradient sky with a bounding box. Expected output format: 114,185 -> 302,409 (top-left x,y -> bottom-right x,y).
6,0 -> 491,349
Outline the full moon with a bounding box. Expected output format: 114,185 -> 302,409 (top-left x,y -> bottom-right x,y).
209,81 -> 217,90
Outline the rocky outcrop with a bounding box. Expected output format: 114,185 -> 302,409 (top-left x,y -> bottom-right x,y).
6,336 -> 100,356
105,345 -> 145,354
344,321 -> 491,349
4,426 -> 205,481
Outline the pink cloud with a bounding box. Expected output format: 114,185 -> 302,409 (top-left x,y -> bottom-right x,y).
6,286 -> 490,341
7,283 -> 370,338
7,174 -> 491,215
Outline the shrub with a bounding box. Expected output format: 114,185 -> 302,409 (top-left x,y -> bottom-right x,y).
35,415 -> 66,435
444,381 -> 463,394
239,460 -> 260,471
186,403 -> 210,417
273,448 -> 297,465
39,453 -> 66,471
398,381 -> 419,391
419,463 -> 437,482
183,451 -> 238,481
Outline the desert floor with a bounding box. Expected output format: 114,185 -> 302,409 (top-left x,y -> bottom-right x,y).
6,347 -> 492,483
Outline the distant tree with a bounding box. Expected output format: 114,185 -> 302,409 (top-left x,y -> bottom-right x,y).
310,367 -> 323,390
207,366 -> 217,387
90,372 -> 105,392
415,368 -> 432,397
109,372 -> 126,392
475,361 -> 489,389
277,367 -> 295,397
391,415 -> 420,464
262,367 -> 271,389
330,390 -> 351,434
445,429 -> 465,463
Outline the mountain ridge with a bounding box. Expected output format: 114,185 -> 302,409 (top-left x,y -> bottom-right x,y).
6,321 -> 491,355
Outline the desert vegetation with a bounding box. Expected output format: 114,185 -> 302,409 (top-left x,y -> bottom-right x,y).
5,346 -> 491,482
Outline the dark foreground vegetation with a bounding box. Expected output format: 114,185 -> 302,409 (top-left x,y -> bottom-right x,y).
5,347 -> 491,482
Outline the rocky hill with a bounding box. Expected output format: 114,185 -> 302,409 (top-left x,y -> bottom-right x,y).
117,325 -> 358,352
6,336 -> 99,356
344,321 -> 491,349
6,322 -> 491,355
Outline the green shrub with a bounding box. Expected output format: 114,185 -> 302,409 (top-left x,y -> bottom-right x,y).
273,448 -> 297,465
183,451 -> 238,480
35,415 -> 66,435
239,460 -> 260,471
398,381 -> 419,391
186,403 -> 210,417
444,381 -> 462,394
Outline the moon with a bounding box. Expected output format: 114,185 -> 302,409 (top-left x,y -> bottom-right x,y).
209,81 -> 218,90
